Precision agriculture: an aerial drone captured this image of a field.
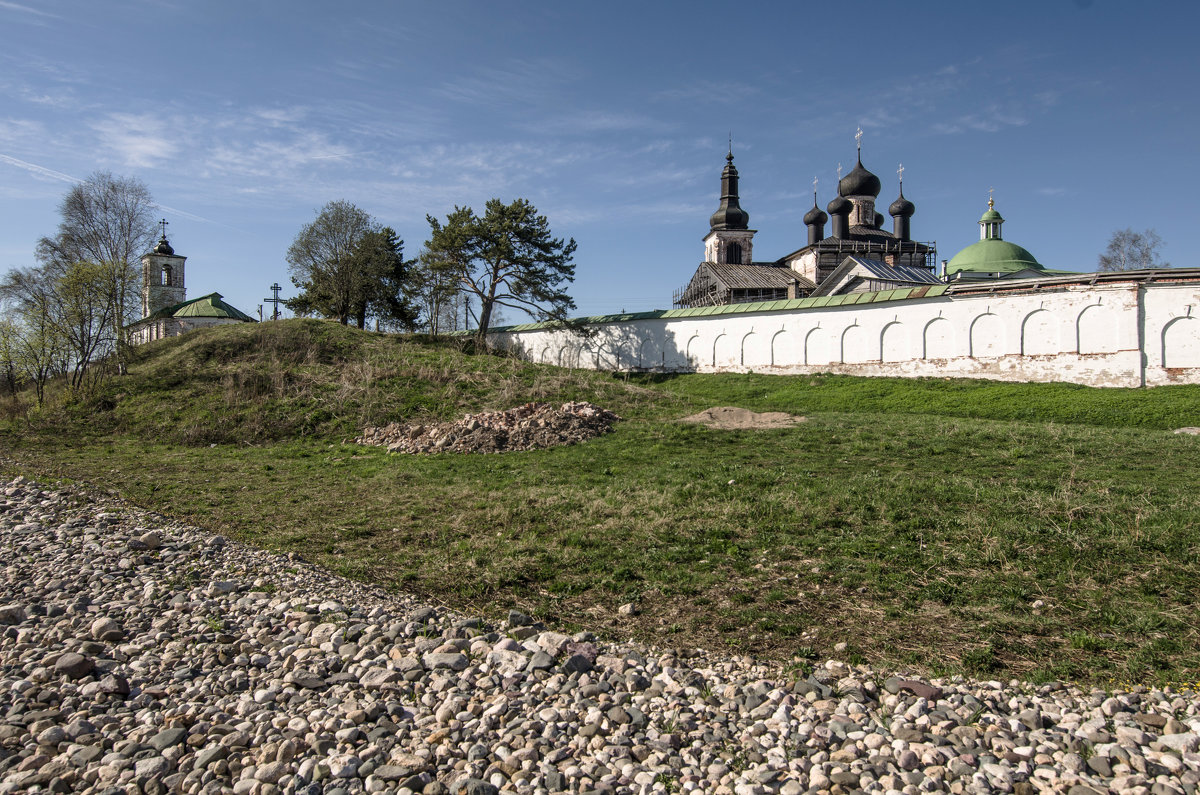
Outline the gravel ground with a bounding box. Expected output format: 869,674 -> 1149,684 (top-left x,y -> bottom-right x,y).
1,475 -> 1198,795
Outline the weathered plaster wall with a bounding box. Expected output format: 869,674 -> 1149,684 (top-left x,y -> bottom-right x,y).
129,316 -> 248,346
490,280 -> 1200,388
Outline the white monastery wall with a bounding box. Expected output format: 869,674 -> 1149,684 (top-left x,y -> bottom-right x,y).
490,279 -> 1200,388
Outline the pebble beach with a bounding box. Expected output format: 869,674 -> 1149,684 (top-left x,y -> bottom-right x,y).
1,475 -> 1198,794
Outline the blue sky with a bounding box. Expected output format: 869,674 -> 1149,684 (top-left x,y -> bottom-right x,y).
1,1 -> 1196,320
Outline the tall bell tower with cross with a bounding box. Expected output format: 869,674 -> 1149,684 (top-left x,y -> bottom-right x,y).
140,219 -> 187,318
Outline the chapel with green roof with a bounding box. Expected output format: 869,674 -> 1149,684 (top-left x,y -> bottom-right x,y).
944,197 -> 1071,282
127,225 -> 256,345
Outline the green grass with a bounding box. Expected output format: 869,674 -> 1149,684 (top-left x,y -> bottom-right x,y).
2,319 -> 1199,686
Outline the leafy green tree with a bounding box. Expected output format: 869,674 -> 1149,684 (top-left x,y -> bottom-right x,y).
1098,228 -> 1170,271
52,260 -> 115,389
35,172 -> 157,372
0,318 -> 20,401
286,202 -> 418,330
350,227 -> 419,331
286,200 -> 374,325
425,198 -> 577,345
1,260 -> 116,390
0,269 -> 66,406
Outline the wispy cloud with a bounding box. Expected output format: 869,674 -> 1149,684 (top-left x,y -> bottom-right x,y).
654,80 -> 761,103
154,202 -> 219,225
1037,187 -> 1068,197
0,153 -> 78,183
931,104 -> 1029,135
525,109 -> 673,136
91,112 -> 181,168
0,1 -> 59,20
434,58 -> 576,108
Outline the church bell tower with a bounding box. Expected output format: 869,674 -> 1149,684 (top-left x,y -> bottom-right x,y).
703,147 -> 755,265
141,220 -> 186,318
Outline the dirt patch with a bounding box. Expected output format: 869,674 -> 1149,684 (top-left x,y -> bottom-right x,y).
357,401 -> 621,454
679,406 -> 806,429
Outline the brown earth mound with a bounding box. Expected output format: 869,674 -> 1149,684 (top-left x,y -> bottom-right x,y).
357,401 -> 621,454
679,406 -> 806,429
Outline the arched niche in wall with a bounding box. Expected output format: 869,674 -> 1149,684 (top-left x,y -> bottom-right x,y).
880,320 -> 910,362
841,322 -> 871,364
771,329 -> 797,367
969,312 -> 1006,358
1077,303 -> 1120,354
1020,308 -> 1060,356
923,316 -> 955,360
713,332 -> 737,368
1162,314 -> 1200,368
685,334 -> 702,369
742,331 -> 770,368
804,326 -> 833,366
637,337 -> 655,370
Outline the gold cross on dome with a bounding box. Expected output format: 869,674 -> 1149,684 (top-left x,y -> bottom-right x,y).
988,186 -> 995,207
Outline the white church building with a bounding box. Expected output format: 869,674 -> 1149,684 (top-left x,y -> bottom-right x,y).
127,226 -> 256,345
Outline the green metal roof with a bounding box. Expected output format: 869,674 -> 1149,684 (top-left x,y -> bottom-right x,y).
945,239 -> 1043,276
146,292 -> 256,322
487,284 -> 952,333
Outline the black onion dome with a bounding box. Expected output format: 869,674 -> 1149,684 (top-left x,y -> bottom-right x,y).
873,212 -> 885,229
709,201 -> 749,230
838,157 -> 882,198
827,195 -> 852,215
889,191 -> 915,218
153,236 -> 174,256
803,201 -> 828,226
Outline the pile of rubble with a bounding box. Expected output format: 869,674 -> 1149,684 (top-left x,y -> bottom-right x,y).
357,401 -> 621,454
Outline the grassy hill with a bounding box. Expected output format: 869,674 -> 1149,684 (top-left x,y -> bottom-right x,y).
3,319 -> 1199,686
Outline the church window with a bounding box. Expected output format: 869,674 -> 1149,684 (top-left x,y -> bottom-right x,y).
727,242 -> 743,265
162,265 -> 172,285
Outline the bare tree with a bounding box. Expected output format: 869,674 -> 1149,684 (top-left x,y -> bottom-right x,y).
412,248 -> 461,335
1098,228 -> 1170,271
36,172 -> 157,372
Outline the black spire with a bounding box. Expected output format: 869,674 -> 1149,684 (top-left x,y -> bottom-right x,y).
709,149 -> 750,231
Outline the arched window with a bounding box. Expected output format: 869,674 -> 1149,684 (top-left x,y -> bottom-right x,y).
726,242 -> 743,265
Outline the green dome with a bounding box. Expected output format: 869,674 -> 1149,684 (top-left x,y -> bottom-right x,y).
946,238 -> 1042,276
979,208 -> 1003,223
